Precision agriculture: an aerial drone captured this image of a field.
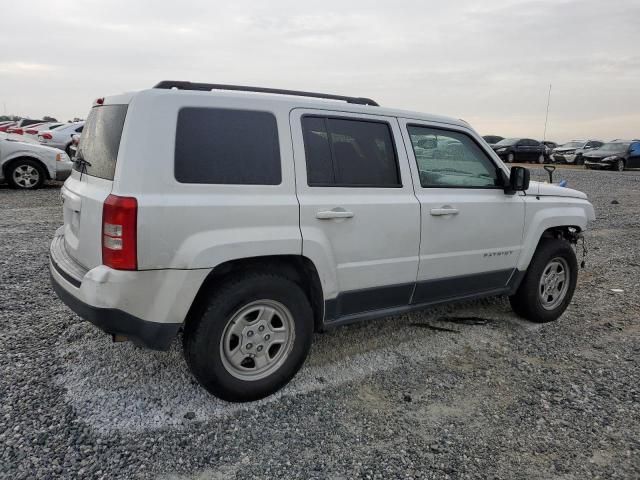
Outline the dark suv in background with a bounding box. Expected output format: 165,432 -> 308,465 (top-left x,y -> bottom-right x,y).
583,140 -> 640,171
552,140 -> 604,165
492,138 -> 547,163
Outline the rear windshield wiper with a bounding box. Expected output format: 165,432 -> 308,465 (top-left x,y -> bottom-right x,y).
74,155 -> 92,180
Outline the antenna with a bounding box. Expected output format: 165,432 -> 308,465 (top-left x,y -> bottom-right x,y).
542,83 -> 552,142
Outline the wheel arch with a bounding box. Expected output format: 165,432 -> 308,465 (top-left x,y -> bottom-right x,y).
1,154 -> 52,180
183,255 -> 325,335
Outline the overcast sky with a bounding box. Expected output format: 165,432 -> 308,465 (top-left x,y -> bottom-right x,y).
1,0 -> 638,142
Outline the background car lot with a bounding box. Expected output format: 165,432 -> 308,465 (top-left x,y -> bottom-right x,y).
0,166 -> 638,479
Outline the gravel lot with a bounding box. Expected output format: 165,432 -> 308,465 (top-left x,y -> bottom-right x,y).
1,167 -> 639,479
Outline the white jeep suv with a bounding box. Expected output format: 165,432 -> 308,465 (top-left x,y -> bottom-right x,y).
50,81 -> 595,402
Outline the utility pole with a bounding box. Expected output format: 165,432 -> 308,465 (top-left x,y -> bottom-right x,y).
543,83 -> 552,142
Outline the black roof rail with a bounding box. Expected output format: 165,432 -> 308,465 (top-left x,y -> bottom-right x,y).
153,80 -> 379,106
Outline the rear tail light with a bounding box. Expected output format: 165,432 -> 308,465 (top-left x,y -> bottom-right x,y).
9,128 -> 23,135
25,129 -> 38,135
40,132 -> 53,140
102,194 -> 138,270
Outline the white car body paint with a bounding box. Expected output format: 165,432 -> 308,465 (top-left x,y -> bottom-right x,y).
0,134 -> 72,183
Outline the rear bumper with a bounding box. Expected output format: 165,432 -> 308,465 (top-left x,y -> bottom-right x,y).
51,271 -> 180,350
49,233 -> 209,350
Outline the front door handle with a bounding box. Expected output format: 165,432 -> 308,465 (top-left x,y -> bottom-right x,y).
316,208 -> 354,220
430,207 -> 459,216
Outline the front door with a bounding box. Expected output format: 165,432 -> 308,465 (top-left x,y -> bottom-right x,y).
290,110 -> 421,320
399,119 -> 526,304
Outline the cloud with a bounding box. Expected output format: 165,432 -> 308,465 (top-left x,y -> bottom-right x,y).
0,0 -> 638,139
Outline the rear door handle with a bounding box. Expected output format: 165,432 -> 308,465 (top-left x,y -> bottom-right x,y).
316,208 -> 354,220
430,207 -> 459,216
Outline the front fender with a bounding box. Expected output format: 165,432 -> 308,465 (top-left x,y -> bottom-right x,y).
518,197 -> 595,270
2,150 -> 56,179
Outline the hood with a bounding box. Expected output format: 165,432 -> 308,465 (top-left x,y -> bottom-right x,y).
584,148 -> 626,159
1,137 -> 62,157
553,147 -> 578,153
526,181 -> 588,199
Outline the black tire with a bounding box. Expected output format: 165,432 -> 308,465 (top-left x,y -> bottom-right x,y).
183,272 -> 314,402
506,153 -> 514,163
6,158 -> 46,189
616,159 -> 625,172
509,238 -> 578,323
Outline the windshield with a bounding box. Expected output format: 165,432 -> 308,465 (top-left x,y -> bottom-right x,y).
75,104 -> 128,180
494,138 -> 519,146
597,142 -> 630,153
561,141 -> 584,149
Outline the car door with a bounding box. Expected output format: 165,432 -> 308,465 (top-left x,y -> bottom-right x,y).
290,110 -> 421,321
514,139 -> 528,162
627,142 -> 640,168
399,120 -> 526,304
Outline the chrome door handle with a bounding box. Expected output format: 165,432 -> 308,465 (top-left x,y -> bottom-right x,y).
316,209 -> 354,220
430,207 -> 459,216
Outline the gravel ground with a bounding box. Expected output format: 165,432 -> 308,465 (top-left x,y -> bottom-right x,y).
1,167 -> 639,479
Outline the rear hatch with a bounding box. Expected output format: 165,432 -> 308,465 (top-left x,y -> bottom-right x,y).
61,103 -> 128,269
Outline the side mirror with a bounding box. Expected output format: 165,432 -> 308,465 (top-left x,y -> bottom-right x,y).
503,166 -> 530,194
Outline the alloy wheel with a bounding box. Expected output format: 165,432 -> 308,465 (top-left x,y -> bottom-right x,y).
220,300 -> 295,381
538,257 -> 570,310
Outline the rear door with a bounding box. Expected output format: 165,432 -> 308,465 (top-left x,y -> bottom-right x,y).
61,103 -> 128,269
290,110 -> 420,320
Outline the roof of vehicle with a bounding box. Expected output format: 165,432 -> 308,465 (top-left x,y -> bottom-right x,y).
101,83 -> 470,129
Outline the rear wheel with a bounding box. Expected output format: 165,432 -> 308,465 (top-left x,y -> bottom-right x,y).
509,238 -> 578,323
507,153 -> 515,163
537,154 -> 545,164
183,272 -> 314,402
6,158 -> 46,189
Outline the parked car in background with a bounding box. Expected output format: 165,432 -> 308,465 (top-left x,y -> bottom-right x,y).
583,140 -> 640,171
38,122 -> 84,155
23,122 -> 64,141
5,119 -> 45,135
0,121 -> 17,132
492,138 -> 547,163
0,134 -> 73,188
482,135 -> 504,147
552,140 -> 604,165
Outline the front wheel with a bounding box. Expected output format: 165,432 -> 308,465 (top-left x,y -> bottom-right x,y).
507,153 -> 515,163
183,272 -> 314,402
537,154 -> 546,164
509,238 -> 578,323
616,159 -> 625,172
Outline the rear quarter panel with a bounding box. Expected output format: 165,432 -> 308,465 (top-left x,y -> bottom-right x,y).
113,90 -> 302,270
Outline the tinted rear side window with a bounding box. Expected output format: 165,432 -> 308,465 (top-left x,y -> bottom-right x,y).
75,104 -> 128,180
175,108 -> 281,185
302,116 -> 400,187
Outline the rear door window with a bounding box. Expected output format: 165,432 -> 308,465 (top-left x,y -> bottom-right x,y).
301,116 -> 400,187
75,104 -> 128,180
175,108 -> 281,185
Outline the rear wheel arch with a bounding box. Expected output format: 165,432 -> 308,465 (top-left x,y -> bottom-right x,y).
184,255 -> 325,337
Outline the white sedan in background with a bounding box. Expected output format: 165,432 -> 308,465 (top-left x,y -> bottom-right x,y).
0,133 -> 73,189
37,121 -> 84,155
